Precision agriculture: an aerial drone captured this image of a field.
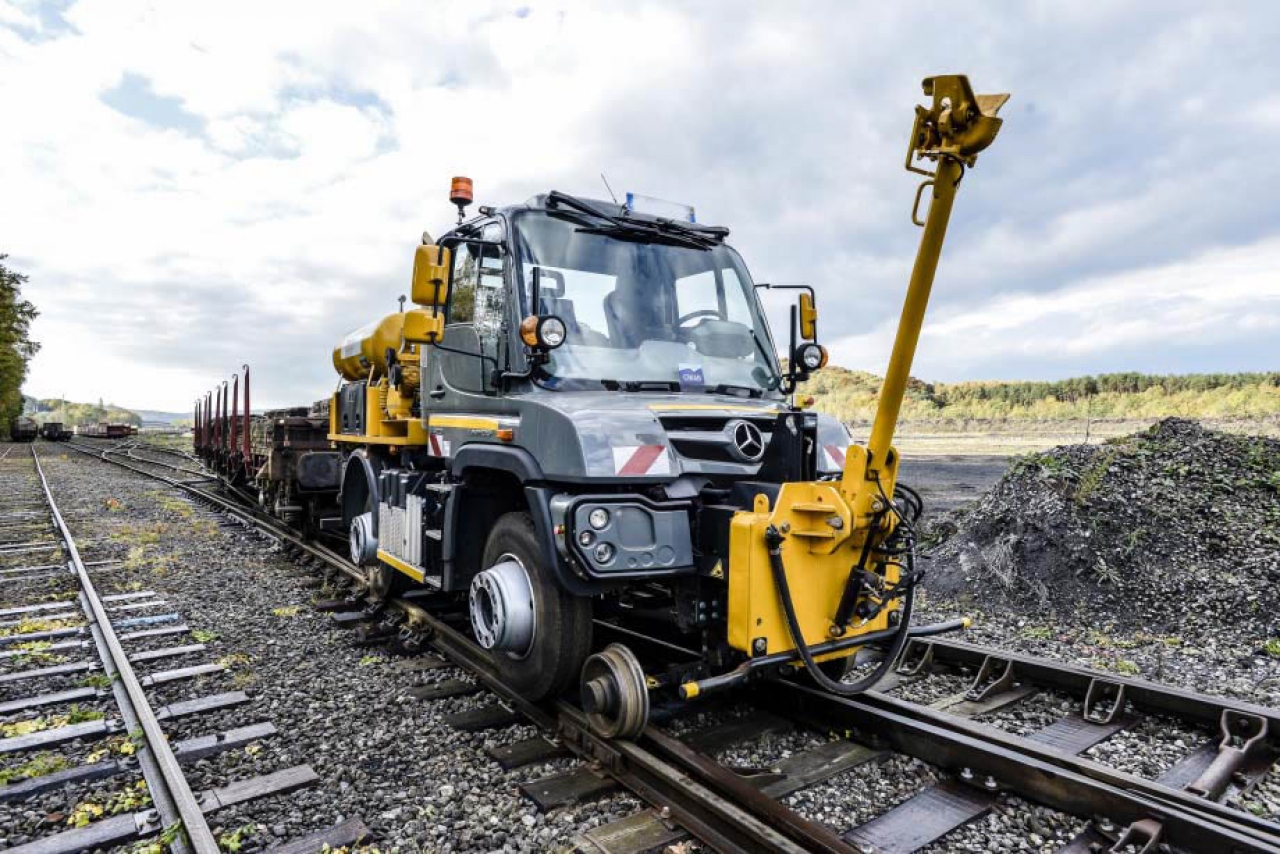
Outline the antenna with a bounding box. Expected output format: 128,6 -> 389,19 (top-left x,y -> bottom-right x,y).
398,295 -> 406,313
600,173 -> 619,204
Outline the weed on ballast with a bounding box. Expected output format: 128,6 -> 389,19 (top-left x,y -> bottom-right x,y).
0,752 -> 70,784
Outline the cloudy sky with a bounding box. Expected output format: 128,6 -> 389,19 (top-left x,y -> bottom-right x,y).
3,1 -> 1278,411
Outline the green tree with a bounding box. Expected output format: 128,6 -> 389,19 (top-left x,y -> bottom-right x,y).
0,255 -> 39,428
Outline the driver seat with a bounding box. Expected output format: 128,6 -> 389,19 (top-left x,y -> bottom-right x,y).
604,284 -> 673,348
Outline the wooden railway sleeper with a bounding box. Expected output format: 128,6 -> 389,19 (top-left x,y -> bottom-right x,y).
965,654 -> 1016,702
1187,710 -> 1272,800
1084,677 -> 1128,725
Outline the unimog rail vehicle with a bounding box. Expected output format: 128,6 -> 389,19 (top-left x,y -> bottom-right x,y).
196,75 -> 1008,737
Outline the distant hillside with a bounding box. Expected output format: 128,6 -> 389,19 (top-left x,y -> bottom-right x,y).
807,368 -> 1280,424
131,409 -> 189,425
22,395 -> 142,427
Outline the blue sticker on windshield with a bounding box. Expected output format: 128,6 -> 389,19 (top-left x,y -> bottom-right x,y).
679,363 -> 705,388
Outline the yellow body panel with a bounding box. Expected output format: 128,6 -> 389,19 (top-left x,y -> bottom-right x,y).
328,385 -> 430,447
428,415 -> 500,431
377,548 -> 425,582
727,471 -> 900,662
646,403 -> 781,413
332,313 -> 406,382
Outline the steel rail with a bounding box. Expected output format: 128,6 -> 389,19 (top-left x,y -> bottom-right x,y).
66,441 -> 852,852
851,687 -> 1280,847
850,639 -> 1280,845
68,439 -> 206,478
906,636 -> 1280,731
29,444 -> 220,854
769,683 -> 1280,854
66,441 -> 1280,852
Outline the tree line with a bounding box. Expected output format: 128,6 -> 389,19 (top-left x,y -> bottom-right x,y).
0,255 -> 39,428
23,395 -> 142,427
806,366 -> 1280,423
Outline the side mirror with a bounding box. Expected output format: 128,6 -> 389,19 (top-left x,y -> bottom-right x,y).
403,309 -> 445,345
411,244 -> 452,307
799,292 -> 817,341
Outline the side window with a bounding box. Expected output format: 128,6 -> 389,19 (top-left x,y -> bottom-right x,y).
449,223 -> 506,329
442,222 -> 507,392
450,244 -> 480,324
473,224 -> 507,362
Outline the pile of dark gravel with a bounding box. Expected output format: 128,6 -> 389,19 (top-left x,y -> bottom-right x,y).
924,418 -> 1280,636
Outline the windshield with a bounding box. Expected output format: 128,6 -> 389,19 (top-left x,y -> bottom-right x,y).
512,210 -> 783,394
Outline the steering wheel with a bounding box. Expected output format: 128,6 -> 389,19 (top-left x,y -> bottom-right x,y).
678,309 -> 721,327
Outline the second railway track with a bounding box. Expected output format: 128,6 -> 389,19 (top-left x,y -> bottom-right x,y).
50,438 -> 1280,853
0,445 -> 368,853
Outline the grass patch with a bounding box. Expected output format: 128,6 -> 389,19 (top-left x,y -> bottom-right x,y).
0,752 -> 70,784
219,823 -> 257,852
86,735 -> 138,763
0,616 -> 82,638
67,781 -> 151,828
271,605 -> 301,618
1,705 -> 104,738
79,673 -> 114,689
191,629 -> 219,643
149,492 -> 194,519
1264,639 -> 1280,658
121,545 -> 174,576
1075,447 -> 1121,506
110,524 -> 165,546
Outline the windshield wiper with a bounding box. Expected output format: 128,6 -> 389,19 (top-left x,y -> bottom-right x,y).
546,190 -> 726,250
574,223 -> 716,250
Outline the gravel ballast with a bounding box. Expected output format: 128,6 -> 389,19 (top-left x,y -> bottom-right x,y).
5,419 -> 1278,851
0,450 -> 640,851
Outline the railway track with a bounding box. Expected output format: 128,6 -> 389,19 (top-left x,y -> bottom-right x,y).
0,445 -> 365,853
59,440 -> 1280,852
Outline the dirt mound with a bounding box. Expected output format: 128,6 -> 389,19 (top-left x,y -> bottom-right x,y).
925,418 -> 1280,634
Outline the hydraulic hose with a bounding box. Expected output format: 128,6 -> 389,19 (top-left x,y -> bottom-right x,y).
766,524 -> 916,696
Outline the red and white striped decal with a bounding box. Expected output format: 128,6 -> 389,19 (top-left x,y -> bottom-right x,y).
824,444 -> 847,469
429,433 -> 451,457
612,444 -> 671,476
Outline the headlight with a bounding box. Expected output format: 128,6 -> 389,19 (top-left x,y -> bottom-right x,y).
578,530 -> 595,546
797,342 -> 827,371
537,316 -> 567,349
588,508 -> 610,529
594,542 -> 615,563
519,314 -> 568,350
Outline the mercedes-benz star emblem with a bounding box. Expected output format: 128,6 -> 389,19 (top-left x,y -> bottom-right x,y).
726,420 -> 765,463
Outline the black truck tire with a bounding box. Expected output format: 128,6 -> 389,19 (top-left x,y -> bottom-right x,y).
482,512 -> 593,701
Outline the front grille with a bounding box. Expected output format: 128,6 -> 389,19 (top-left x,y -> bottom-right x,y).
659,414 -> 775,465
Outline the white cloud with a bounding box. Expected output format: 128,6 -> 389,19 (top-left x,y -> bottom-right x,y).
3,1 -> 1278,410
831,236 -> 1280,378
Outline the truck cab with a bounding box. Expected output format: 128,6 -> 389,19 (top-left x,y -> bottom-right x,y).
330,189 -> 846,700
217,74 -> 1008,733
